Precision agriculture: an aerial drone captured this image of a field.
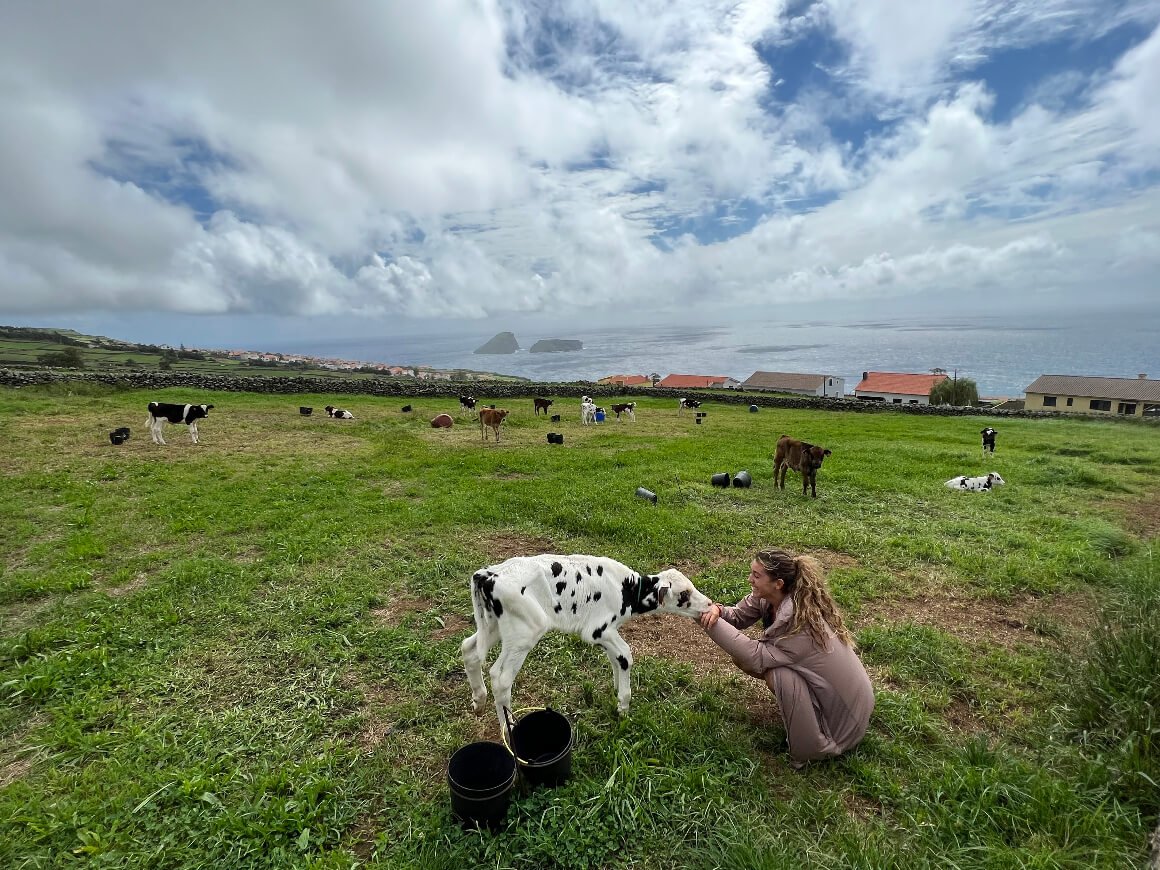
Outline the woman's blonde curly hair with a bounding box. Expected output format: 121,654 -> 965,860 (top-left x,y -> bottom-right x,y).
755,548 -> 854,650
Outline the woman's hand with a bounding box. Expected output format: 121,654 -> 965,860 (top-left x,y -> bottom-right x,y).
700,603 -> 722,630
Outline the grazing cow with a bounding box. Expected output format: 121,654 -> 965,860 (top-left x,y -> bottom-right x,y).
610,402 -> 636,422
980,427 -> 998,455
479,407 -> 510,442
533,397 -> 554,416
459,395 -> 478,415
325,405 -> 354,419
145,402 -> 213,445
678,398 -> 701,415
773,434 -> 832,498
461,555 -> 711,733
945,472 -> 1005,492
580,398 -> 597,425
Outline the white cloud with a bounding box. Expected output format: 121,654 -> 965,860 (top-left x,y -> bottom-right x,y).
0,1 -> 1157,328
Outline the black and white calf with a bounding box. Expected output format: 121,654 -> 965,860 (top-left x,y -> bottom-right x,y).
980,427 -> 998,455
325,405 -> 354,419
459,395 -> 478,415
145,402 -> 213,445
580,397 -> 597,425
678,398 -> 701,415
461,555 -> 711,733
945,472 -> 1005,492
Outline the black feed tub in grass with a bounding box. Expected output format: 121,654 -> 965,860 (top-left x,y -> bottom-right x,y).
299,406 -> 313,416
509,708 -> 574,788
447,741 -> 516,829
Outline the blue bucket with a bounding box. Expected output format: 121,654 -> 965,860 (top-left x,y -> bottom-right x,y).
594,410 -> 606,423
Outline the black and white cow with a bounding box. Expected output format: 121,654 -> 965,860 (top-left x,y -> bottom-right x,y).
462,555 -> 711,733
459,395 -> 478,415
580,396 -> 597,425
980,427 -> 998,455
145,402 -> 213,445
325,405 -> 354,419
678,398 -> 701,415
945,472 -> 1005,492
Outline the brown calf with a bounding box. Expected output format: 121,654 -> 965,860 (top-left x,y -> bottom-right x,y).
533,397 -> 554,415
479,408 -> 510,442
773,434 -> 832,498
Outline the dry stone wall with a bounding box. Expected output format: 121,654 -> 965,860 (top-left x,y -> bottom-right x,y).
0,368 -> 1150,422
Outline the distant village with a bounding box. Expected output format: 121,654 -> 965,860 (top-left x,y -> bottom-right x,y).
224,348 -> 459,380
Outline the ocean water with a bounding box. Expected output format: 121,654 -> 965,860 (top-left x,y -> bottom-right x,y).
283,309 -> 1160,398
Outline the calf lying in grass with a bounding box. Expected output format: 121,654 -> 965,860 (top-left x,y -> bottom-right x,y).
462,555 -> 711,733
945,472 -> 1005,492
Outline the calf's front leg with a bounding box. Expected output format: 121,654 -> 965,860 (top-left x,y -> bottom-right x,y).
595,631 -> 634,714
489,631 -> 545,734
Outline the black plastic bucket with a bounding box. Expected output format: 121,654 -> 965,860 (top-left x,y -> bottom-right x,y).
401,405 -> 412,413
300,406 -> 313,416
509,708 -> 574,788
711,472 -> 731,487
550,414 -> 561,422
732,470 -> 752,488
447,741 -> 516,829
695,417 -> 702,425
749,404 -> 759,413
109,431 -> 127,445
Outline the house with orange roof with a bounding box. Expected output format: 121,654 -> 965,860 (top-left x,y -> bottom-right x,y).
598,374 -> 652,386
655,373 -> 740,390
854,371 -> 948,405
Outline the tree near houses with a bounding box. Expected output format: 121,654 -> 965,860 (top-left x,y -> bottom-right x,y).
930,373 -> 979,406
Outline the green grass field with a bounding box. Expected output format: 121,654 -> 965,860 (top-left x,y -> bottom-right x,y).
1,384 -> 1157,868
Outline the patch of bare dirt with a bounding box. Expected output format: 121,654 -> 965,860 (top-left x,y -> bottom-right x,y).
0,714 -> 45,788
354,683 -> 404,751
103,572 -> 149,597
475,531 -> 558,559
619,614 -> 747,679
0,753 -> 34,789
1112,491 -> 1160,539
942,697 -> 985,734
368,595 -> 433,626
805,549 -> 862,571
431,613 -> 471,641
842,790 -> 886,821
854,588 -> 1098,652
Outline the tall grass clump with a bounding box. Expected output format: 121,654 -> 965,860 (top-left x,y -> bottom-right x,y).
1071,546 -> 1160,815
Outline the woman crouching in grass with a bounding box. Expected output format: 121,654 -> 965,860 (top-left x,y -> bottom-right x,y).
700,548 -> 874,769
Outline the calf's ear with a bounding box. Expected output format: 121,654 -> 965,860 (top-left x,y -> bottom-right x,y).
657,583 -> 670,605
823,449 -> 832,456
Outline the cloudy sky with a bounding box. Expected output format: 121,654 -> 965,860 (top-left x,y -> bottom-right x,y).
1,0 -> 1158,346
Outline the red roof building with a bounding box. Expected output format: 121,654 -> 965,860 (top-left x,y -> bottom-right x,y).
655,373 -> 740,390
854,371 -> 948,405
